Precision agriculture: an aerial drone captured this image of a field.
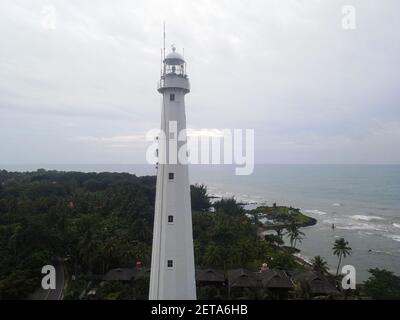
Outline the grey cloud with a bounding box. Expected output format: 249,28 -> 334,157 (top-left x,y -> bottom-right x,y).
0,0 -> 399,164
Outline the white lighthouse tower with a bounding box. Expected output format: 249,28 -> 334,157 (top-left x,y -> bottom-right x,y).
149,45 -> 197,300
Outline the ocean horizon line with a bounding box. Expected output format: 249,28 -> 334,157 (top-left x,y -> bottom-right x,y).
1,163 -> 400,167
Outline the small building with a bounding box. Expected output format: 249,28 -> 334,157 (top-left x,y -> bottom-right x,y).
227,268 -> 260,300
257,269 -> 294,300
134,268 -> 151,281
228,269 -> 259,288
291,271 -> 339,298
134,268 -> 151,300
102,268 -> 136,282
196,269 -> 225,287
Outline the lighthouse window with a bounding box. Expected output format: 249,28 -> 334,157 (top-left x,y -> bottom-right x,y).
169,173 -> 174,180
168,215 -> 174,223
170,94 -> 175,101
167,260 -> 174,269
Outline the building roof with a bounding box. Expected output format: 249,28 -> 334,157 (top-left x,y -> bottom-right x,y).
228,269 -> 259,288
257,269 -> 294,289
102,268 -> 136,281
134,268 -> 151,280
292,271 -> 339,295
196,269 -> 225,283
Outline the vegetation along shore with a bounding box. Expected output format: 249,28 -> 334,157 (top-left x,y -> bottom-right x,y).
0,170 -> 399,300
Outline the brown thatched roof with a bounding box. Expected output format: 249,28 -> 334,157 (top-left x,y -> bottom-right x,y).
134,268 -> 151,280
228,269 -> 259,288
102,268 -> 136,281
257,269 -> 294,289
292,271 -> 338,295
196,269 -> 225,283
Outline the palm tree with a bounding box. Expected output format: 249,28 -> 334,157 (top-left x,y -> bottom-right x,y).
100,238 -> 118,273
8,225 -> 22,258
203,244 -> 224,268
274,227 -> 284,239
78,233 -> 99,273
77,217 -> 100,273
292,231 -> 304,249
132,218 -> 151,242
131,241 -> 150,264
311,256 -> 329,275
333,238 -> 352,276
285,223 -> 305,249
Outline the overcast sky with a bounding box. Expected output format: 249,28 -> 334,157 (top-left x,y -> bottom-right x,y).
1,0 -> 399,165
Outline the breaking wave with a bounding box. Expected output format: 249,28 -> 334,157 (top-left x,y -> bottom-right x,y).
336,223 -> 387,232
304,209 -> 328,216
384,234 -> 400,242
332,203 -> 343,207
368,249 -> 393,256
350,215 -> 385,222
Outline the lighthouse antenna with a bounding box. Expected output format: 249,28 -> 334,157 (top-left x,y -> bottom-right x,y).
160,48 -> 163,78
161,21 -> 166,75
163,22 -> 166,59
183,48 -> 186,75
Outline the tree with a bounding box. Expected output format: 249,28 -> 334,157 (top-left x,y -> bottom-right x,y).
7,224 -> 22,258
0,170 -> 157,298
274,227 -> 284,239
100,237 -> 118,274
235,239 -> 256,267
130,241 -> 150,264
264,234 -> 284,247
76,215 -> 101,273
202,244 -> 223,267
190,184 -> 211,212
269,251 -> 297,270
332,238 -> 352,276
131,218 -> 152,242
364,268 -> 400,300
214,198 -> 244,216
311,256 -> 329,275
285,222 -> 305,249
